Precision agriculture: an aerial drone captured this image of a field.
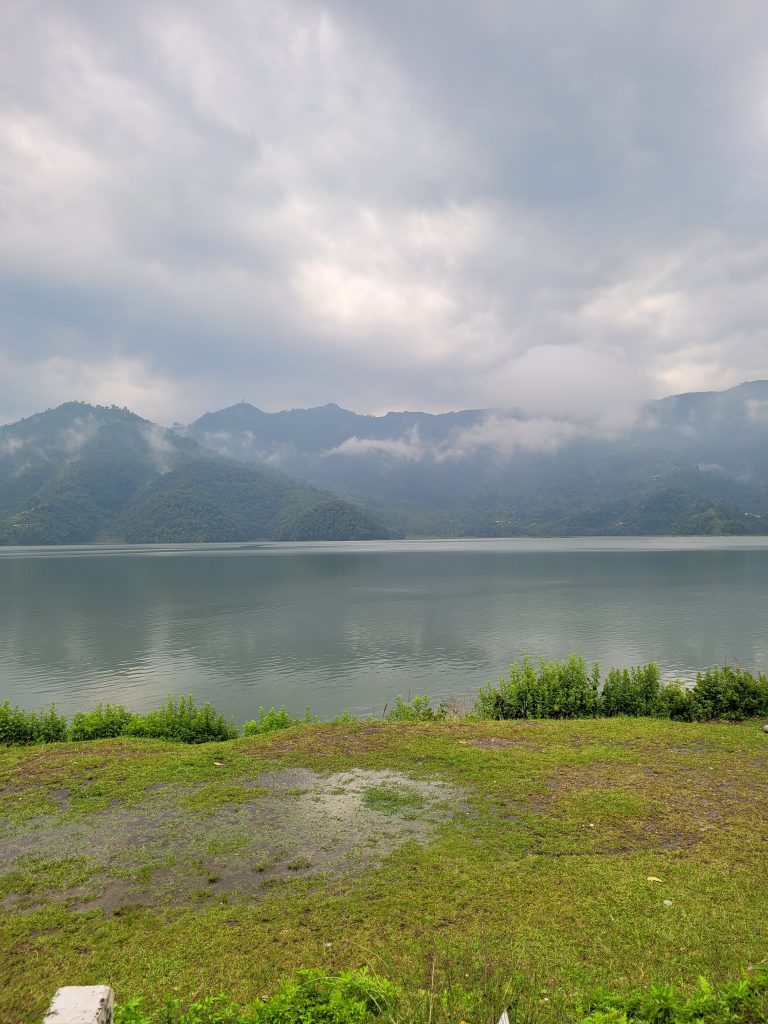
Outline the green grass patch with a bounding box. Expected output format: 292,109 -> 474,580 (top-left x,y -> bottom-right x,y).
1,718 -> 767,1024
362,785 -> 426,815
0,856 -> 97,898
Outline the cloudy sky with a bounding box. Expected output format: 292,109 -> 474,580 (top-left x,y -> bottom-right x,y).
1,0 -> 767,427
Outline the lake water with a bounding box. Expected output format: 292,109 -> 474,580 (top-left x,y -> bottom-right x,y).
1,538 -> 767,722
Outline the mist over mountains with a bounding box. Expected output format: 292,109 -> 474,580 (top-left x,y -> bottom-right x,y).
0,404 -> 389,544
0,382 -> 766,545
186,381 -> 768,538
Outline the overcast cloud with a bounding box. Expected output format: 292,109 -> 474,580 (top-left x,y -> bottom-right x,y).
1,0 -> 767,427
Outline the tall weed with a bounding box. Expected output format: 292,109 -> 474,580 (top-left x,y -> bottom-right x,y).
475,655 -> 601,720
243,706 -> 316,736
385,694 -> 446,722
0,701 -> 66,745
124,696 -> 238,743
601,664 -> 662,717
69,704 -> 133,741
476,656 -> 768,723
689,664 -> 768,721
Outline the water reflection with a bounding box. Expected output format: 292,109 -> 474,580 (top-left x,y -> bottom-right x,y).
1,540 -> 766,719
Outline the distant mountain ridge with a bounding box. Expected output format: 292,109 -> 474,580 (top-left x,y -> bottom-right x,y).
2,383 -> 766,543
185,381 -> 768,537
0,403 -> 390,545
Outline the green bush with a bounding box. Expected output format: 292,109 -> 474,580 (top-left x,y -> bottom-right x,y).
243,705 -> 316,736
385,694 -> 445,722
601,664 -> 663,717
474,655 -> 601,720
114,968 -> 400,1024
0,701 -> 66,745
124,696 -> 238,743
689,665 -> 768,721
112,964 -> 768,1024
475,656 -> 768,723
69,704 -> 133,741
579,965 -> 768,1023
2,654 -> 767,750
655,680 -> 696,721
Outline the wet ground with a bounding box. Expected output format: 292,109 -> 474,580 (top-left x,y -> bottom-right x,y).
0,768 -> 465,913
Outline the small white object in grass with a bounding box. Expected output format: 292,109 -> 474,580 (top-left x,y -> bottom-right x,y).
43,986 -> 114,1024
588,822 -> 595,828
663,899 -> 673,907
497,1010 -> 511,1024
762,724 -> 768,734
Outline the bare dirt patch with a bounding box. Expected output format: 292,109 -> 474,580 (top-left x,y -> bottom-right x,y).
0,768 -> 464,914
465,737 -> 534,750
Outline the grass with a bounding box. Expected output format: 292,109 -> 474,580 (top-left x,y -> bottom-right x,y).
1,718 -> 767,1023
362,785 -> 425,815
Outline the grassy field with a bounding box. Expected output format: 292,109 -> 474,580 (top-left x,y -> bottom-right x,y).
1,717 -> 767,1023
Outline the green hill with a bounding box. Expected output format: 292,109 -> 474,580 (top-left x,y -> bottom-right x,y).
0,403 -> 389,544
186,382 -> 768,537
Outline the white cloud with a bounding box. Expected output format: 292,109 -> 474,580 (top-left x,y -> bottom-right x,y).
141,423 -> 176,473
327,429 -> 426,461
326,413 -> 585,462
446,414 -> 584,457
0,0 -> 767,426
746,397 -> 768,424
60,414 -> 99,454
0,436 -> 25,455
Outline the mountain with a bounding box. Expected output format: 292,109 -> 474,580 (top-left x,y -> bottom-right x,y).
0,403 -> 390,544
185,382 -> 768,537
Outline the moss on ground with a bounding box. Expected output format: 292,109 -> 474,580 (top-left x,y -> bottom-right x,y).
1,718 -> 767,1023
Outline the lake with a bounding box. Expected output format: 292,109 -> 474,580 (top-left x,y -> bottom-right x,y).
1,538 -> 767,722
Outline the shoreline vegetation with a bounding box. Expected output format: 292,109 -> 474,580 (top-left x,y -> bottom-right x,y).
2,657 -> 767,747
112,965 -> 768,1024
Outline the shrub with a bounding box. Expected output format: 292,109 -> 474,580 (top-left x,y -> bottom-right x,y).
385,694 -> 445,722
579,965 -> 768,1023
689,665 -> 768,721
113,968 -> 400,1024
0,701 -> 67,745
655,680 -> 696,721
243,705 -> 316,736
69,704 -> 133,741
600,664 -> 662,717
474,655 -> 601,720
124,696 -> 238,743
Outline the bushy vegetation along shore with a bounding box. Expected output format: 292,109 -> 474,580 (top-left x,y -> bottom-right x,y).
114,963 -> 768,1024
2,658 -> 766,747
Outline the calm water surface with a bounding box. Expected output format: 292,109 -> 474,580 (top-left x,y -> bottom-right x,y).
1,538 -> 767,720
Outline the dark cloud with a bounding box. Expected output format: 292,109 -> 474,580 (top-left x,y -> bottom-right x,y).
1,0 -> 767,426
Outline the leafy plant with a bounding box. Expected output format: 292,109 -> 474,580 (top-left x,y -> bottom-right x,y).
601,664 -> 663,717
385,694 -> 445,722
689,665 -> 768,722
475,655 -> 601,720
124,696 -> 238,743
475,656 -> 768,723
579,965 -> 768,1022
0,701 -> 66,745
243,705 -> 316,736
69,703 -> 133,741
113,968 -> 400,1024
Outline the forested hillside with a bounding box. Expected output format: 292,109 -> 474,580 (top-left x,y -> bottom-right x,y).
186,382 -> 768,537
0,403 -> 389,544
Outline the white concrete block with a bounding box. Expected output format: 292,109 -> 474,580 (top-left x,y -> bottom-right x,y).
43,986 -> 114,1024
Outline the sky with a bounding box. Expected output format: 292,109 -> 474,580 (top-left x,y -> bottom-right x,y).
1,0 -> 768,428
